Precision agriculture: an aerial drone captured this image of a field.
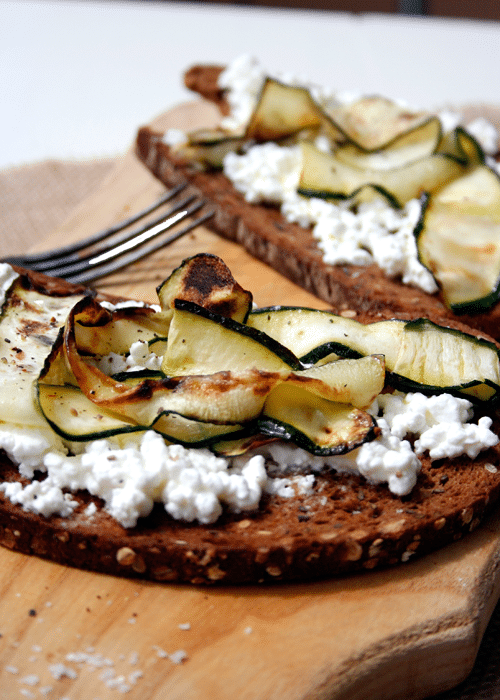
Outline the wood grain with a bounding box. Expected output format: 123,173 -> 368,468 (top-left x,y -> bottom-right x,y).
1,101 -> 500,700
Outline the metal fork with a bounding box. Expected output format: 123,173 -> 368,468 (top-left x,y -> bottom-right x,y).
2,183 -> 214,285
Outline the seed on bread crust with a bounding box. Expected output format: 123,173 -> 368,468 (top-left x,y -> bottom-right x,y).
116,547 -> 137,566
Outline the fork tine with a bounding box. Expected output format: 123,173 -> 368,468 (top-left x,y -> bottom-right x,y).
64,207 -> 214,285
2,184 -> 188,268
22,192 -> 199,275
49,198 -> 205,279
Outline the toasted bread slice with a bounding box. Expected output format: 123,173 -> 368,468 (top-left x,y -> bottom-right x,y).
136,63 -> 500,340
0,264 -> 500,585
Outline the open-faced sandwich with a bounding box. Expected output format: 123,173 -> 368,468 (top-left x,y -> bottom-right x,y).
0,254 -> 499,584
136,55 -> 500,340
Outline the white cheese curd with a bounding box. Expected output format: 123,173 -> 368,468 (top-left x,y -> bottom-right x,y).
224,142 -> 302,204
162,128 -> 189,148
127,340 -> 162,372
217,54 -> 266,132
377,391 -> 499,460
0,431 -> 269,528
0,425 -> 68,479
466,117 -> 500,156
375,390 -> 498,461
95,340 -> 162,375
0,263 -> 19,307
99,299 -> 160,312
264,474 -> 315,498
437,110 -> 462,134
335,391 -> 498,495
354,432 -> 420,496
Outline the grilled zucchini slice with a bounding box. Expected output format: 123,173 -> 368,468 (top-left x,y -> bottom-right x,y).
297,140 -> 466,208
324,96 -> 432,152
171,128 -> 245,169
334,116 -> 442,170
259,384 -> 378,455
162,299 -> 302,377
37,383 -> 249,445
416,165 -> 500,313
246,77 -> 324,142
157,253 -> 253,324
248,306 -> 500,402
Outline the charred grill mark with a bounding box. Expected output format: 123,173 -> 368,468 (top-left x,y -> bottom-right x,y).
170,369 -> 281,397
17,318 -> 54,339
207,298 -> 239,318
182,256 -> 234,297
176,255 -> 251,319
9,293 -> 24,309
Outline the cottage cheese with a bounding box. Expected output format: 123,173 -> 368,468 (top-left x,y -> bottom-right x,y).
94,340 -> 162,375
0,263 -> 19,307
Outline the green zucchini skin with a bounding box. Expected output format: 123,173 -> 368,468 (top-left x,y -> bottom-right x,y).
256,417 -> 379,456
296,184 -> 402,210
35,293 -> 383,454
297,141 -> 467,210
37,382 -> 253,446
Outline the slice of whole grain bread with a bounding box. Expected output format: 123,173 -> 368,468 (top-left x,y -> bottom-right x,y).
135,64 -> 500,341
1,267 -> 500,585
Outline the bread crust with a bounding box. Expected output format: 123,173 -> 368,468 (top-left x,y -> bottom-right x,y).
1,268 -> 500,584
136,64 -> 500,340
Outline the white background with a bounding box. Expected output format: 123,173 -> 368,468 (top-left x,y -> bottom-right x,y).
1,0 -> 500,169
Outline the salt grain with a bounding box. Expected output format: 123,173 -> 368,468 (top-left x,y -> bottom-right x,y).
20,674 -> 39,686
48,663 -> 78,680
154,646 -> 169,659
66,651 -> 114,668
129,670 -> 144,684
128,651 -> 140,665
169,650 -> 188,665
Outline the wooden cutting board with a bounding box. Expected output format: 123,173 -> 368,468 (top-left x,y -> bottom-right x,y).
1,101 -> 500,700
